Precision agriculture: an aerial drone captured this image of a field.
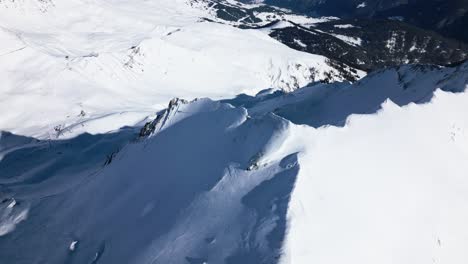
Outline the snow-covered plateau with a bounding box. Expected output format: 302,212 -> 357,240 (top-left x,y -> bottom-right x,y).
1,0 -> 468,264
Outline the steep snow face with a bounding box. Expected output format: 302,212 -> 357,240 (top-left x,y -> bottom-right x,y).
0,98 -> 297,264
1,60 -> 467,263
0,0 -> 360,139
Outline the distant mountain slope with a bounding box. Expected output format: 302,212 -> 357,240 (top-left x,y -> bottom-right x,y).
1,61 -> 467,264
246,0 -> 468,43
269,19 -> 468,71
203,0 -> 468,71
374,0 -> 468,43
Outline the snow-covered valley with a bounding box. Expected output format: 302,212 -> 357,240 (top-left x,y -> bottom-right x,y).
1,0 -> 468,264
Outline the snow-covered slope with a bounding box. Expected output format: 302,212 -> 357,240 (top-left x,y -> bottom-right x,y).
1,60 -> 467,263
0,0 -> 362,139
280,81 -> 468,264
1,0 -> 468,263
246,62 -> 468,264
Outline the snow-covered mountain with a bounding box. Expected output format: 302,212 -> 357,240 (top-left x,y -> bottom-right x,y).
1,1 -> 468,264
2,55 -> 468,263
196,0 -> 468,71
0,0 -> 364,139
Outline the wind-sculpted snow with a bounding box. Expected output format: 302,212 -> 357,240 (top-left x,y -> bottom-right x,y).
1,62 -> 468,263
226,63 -> 468,127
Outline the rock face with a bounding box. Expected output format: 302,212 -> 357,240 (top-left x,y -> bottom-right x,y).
139,98 -> 189,138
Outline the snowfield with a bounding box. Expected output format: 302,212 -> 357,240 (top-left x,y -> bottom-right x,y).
1,0 -> 468,264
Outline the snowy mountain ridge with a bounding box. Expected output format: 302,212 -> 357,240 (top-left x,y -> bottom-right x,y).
0,0 -> 363,139
1,59 -> 468,263
1,1 -> 468,264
